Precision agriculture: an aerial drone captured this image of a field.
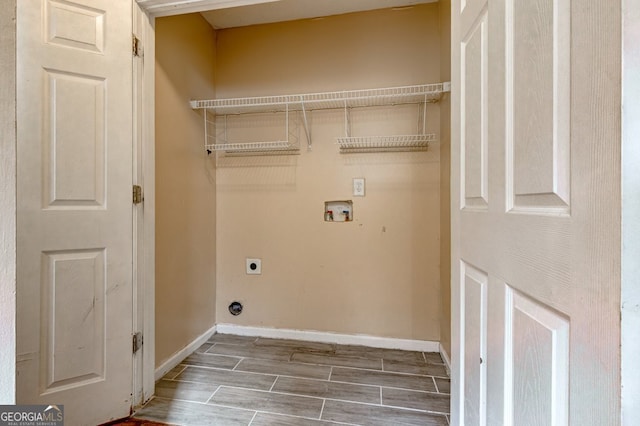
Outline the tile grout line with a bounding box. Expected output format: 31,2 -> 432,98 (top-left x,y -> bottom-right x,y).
147,395 -> 220,406
319,398 -> 326,420
165,373 -> 443,396
151,394 -> 395,422
327,378 -> 439,394
256,373 -> 382,389
256,387 -> 437,410
247,411 -> 258,425
330,365 -> 449,379
207,385 -> 440,414
328,366 -> 334,381
432,376 -> 440,393
170,365 -> 187,379
205,392 -> 439,416
382,402 -> 450,416
232,357 -> 245,371
312,395 -> 442,414
196,353 -> 446,376
204,384 -> 222,404
269,376 -> 279,392
379,386 -> 383,405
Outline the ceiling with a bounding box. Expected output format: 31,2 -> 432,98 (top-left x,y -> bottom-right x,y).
201,0 -> 437,29
137,0 -> 437,29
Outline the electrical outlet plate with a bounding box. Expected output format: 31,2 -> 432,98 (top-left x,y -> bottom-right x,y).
246,258 -> 262,275
353,178 -> 365,197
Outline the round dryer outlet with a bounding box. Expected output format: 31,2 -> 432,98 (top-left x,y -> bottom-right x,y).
228,301 -> 243,316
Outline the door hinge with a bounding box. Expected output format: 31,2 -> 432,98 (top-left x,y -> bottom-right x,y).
133,185 -> 143,205
132,34 -> 142,57
133,332 -> 143,354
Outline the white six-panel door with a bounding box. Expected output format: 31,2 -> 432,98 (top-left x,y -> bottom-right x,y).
16,0 -> 134,424
451,0 -> 621,425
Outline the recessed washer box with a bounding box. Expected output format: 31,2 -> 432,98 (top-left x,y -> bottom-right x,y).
246,258 -> 262,274
324,200 -> 353,222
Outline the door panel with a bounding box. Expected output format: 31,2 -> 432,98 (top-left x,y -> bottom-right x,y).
44,0 -> 105,53
461,262 -> 487,426
16,0 -> 134,423
452,0 -> 621,425
505,0 -> 570,213
41,249 -> 107,392
44,69 -> 106,208
461,10 -> 488,210
505,288 -> 569,426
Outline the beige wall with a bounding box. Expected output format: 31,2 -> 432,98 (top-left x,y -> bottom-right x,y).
155,14 -> 217,366
214,5 -> 443,341
439,0 -> 452,357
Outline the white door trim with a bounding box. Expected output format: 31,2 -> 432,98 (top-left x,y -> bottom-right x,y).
621,0 -> 640,422
0,0 -> 17,405
136,0 -> 278,17
133,3 -> 156,407
449,0 -> 462,422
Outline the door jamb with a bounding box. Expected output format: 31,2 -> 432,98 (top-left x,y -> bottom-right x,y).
132,2 -> 156,407
449,0 -> 462,423
621,0 -> 640,422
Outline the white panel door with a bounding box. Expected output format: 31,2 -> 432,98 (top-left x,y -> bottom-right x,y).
16,0 -> 134,424
451,0 -> 621,425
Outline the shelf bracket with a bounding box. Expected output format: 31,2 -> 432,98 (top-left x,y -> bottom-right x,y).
299,98 -> 312,151
203,109 -> 210,154
344,100 -> 351,138
419,94 -> 428,135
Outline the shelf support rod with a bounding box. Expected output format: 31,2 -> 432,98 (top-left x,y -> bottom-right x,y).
299,97 -> 312,151
204,109 -> 208,153
224,115 -> 228,143
344,100 -> 351,137
422,94 -> 428,135
285,102 -> 289,145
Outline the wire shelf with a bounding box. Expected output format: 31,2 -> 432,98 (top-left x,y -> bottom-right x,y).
190,83 -> 447,114
192,83 -> 449,154
336,134 -> 436,152
303,83 -> 446,110
205,140 -> 295,153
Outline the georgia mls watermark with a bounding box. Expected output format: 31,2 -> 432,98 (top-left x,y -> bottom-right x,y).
0,405 -> 64,426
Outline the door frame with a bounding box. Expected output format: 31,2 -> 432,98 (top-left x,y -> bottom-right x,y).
133,2 -> 156,407
0,0 -> 17,405
621,0 -> 640,422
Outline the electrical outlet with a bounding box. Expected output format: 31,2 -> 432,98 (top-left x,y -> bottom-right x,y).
353,178 -> 365,197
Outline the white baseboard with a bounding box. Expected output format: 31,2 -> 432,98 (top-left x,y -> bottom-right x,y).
154,324 -> 217,381
215,323 -> 440,352
439,343 -> 451,375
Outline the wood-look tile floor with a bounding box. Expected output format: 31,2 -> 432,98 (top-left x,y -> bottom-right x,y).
135,334 -> 451,426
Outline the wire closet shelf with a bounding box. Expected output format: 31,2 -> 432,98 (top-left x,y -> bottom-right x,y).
190,83 -> 449,153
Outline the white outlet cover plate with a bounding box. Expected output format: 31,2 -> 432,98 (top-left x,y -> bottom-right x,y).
246,258 -> 262,274
353,178 -> 365,197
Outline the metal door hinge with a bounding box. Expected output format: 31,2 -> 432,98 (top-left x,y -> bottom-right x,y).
133,332 -> 143,354
132,34 -> 142,57
133,185 -> 143,204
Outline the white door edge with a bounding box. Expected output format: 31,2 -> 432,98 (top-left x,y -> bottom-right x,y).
621,0 -> 640,423
0,0 -> 17,406
133,3 -> 157,407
